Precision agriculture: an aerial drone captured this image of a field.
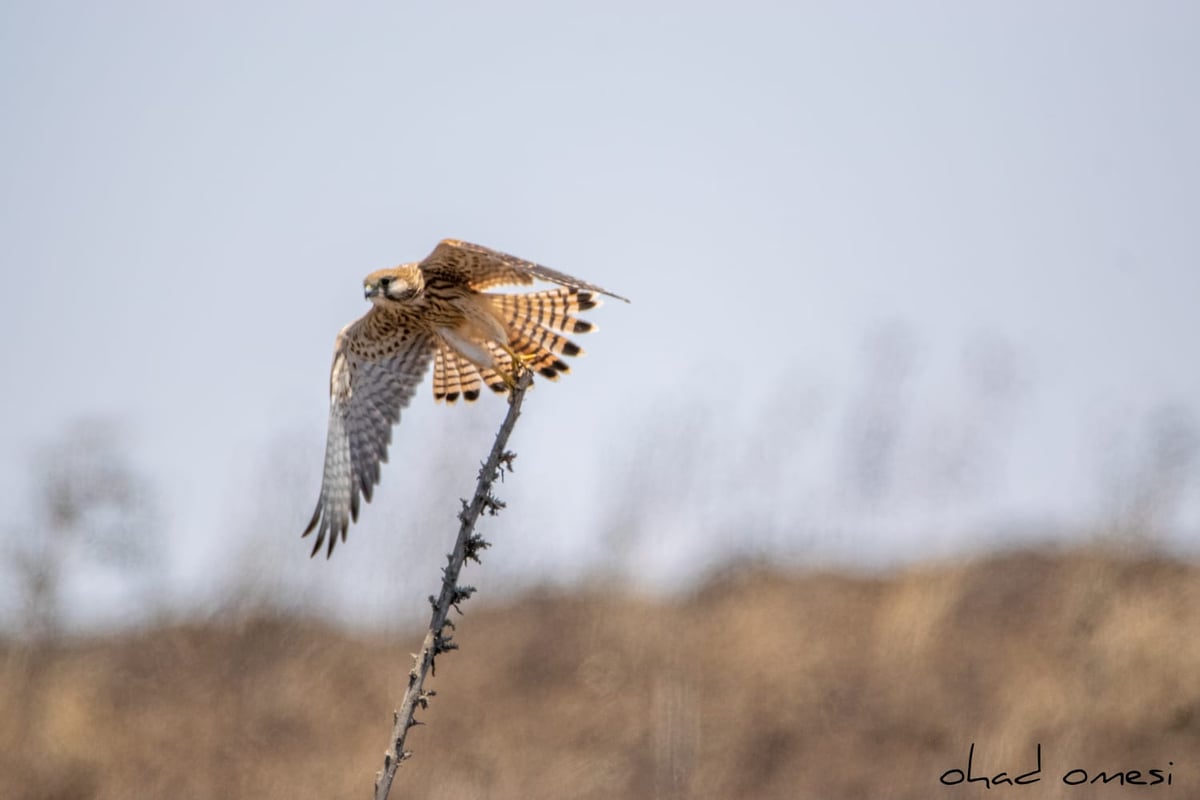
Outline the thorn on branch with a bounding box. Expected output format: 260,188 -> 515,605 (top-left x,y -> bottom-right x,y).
481,493 -> 506,516
452,585 -> 476,605
464,534 -> 491,563
498,450 -> 517,475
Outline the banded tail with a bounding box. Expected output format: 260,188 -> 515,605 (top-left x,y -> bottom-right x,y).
431,288 -> 601,402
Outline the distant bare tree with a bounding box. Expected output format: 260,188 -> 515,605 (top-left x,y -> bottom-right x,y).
839,320 -> 918,509
8,419 -> 160,642
1098,404 -> 1199,544
219,432 -> 324,620
919,331 -> 1027,504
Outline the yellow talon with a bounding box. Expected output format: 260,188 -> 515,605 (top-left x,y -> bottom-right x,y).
498,344 -> 534,389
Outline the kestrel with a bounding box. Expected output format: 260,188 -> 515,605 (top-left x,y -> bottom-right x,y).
303,239 -> 627,557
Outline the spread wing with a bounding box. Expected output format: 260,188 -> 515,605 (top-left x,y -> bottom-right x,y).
303,313 -> 434,557
419,239 -> 630,301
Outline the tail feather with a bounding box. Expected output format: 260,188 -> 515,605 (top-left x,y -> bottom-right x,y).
492,288 -> 598,383
478,360 -> 511,394
436,287 -> 601,399
432,342 -> 484,402
490,289 -> 599,336
506,329 -> 574,380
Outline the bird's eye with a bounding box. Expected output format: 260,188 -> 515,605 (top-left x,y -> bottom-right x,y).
379,277 -> 392,289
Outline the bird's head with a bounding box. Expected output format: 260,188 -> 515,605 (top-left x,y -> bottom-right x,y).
363,264 -> 425,306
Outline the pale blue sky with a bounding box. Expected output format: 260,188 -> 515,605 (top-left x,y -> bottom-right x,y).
2,2 -> 1198,624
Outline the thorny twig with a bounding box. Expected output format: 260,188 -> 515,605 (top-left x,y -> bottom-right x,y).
373,370 -> 532,800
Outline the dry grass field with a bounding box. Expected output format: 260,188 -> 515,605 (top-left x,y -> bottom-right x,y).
3,547 -> 1198,799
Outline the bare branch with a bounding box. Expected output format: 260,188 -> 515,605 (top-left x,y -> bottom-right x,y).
373,370 -> 533,800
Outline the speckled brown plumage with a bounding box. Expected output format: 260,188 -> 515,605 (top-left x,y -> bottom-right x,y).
303,239 -> 627,557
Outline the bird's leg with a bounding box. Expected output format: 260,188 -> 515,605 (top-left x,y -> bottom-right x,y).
498,343 -> 533,389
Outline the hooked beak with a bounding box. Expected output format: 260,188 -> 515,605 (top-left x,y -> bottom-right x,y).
364,284 -> 379,299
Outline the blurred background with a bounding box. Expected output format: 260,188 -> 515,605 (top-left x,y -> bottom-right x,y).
2,2 -> 1198,798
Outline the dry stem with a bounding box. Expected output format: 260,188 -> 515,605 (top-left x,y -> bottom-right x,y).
373,370 -> 533,800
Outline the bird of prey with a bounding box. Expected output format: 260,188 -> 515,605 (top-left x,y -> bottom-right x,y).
303,239 -> 627,557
